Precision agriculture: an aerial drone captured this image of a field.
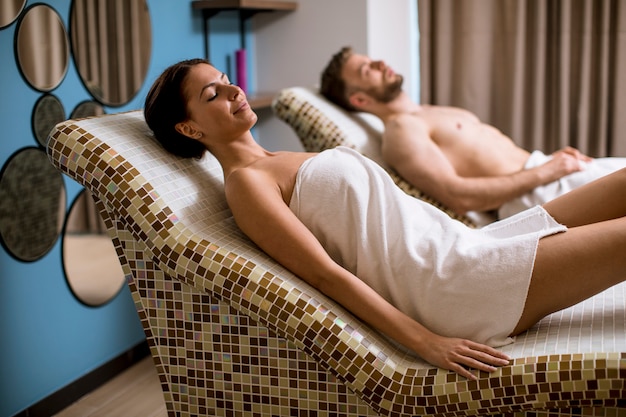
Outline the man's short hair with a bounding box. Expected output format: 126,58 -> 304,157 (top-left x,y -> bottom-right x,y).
320,46 -> 358,112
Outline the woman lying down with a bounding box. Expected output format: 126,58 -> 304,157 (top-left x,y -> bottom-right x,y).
144,58 -> 626,380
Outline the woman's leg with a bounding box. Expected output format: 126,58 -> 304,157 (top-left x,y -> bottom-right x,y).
512,168 -> 626,335
543,167 -> 626,227
512,216 -> 626,335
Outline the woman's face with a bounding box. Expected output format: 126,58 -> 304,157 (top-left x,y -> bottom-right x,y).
179,63 -> 257,143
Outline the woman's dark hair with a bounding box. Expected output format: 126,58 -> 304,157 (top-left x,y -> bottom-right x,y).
144,58 -> 209,159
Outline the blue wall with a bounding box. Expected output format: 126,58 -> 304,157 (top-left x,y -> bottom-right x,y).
0,1 -> 249,415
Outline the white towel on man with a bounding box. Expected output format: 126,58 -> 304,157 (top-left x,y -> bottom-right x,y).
498,150 -> 626,219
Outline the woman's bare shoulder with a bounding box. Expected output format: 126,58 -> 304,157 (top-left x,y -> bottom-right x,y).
225,151 -> 317,206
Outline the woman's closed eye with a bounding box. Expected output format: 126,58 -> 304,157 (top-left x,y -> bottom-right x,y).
205,82 -> 236,102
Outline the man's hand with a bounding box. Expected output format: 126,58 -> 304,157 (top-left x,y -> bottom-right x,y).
553,146 -> 593,162
537,149 -> 590,184
418,333 -> 511,380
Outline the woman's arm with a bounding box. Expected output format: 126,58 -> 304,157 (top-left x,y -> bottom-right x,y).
225,168 -> 510,379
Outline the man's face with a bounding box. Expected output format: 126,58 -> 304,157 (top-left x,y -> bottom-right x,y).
342,53 -> 404,103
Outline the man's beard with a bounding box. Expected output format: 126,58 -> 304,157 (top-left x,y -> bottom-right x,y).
366,74 -> 404,103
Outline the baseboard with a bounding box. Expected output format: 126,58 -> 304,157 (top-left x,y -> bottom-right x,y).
14,341 -> 150,417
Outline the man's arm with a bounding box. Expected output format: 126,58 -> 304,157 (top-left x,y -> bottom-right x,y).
382,116 -> 584,215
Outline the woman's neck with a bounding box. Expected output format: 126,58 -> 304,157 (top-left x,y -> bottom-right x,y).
208,133 -> 271,176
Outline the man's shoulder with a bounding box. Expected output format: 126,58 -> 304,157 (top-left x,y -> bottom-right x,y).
386,111 -> 428,130
384,111 -> 431,143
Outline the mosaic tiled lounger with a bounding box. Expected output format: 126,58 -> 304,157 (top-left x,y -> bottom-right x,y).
47,110 -> 625,417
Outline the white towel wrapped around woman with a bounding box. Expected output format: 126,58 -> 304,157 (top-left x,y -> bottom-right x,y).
289,146 -> 566,347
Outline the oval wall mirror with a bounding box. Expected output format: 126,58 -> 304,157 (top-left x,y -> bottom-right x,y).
0,0 -> 26,29
70,100 -> 106,119
0,147 -> 66,262
63,189 -> 125,307
70,0 -> 152,107
15,4 -> 69,92
32,94 -> 66,147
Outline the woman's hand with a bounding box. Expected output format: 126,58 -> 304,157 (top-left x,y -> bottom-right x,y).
418,333 -> 511,380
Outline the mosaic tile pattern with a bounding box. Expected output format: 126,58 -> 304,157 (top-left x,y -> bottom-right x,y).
271,87 -> 477,227
47,111 -> 625,416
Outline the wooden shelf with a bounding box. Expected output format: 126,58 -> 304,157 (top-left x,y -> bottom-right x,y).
192,0 -> 297,111
192,0 -> 297,13
248,92 -> 276,110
